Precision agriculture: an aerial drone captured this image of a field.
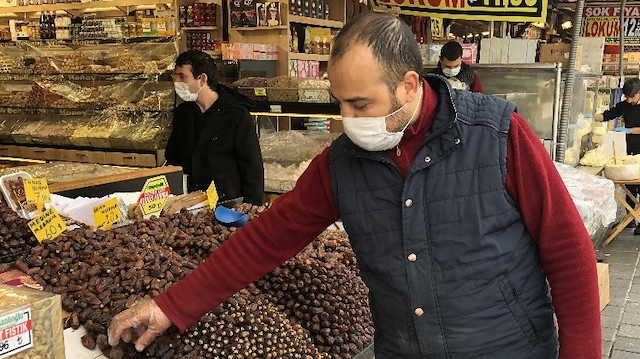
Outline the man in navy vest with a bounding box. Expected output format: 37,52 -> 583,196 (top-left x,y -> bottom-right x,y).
108,13 -> 601,359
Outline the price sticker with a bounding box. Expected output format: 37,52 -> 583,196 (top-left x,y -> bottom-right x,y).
0,308 -> 33,358
137,175 -> 171,218
207,180 -> 219,209
93,198 -> 121,230
27,207 -> 66,243
23,178 -> 51,205
254,87 -> 267,96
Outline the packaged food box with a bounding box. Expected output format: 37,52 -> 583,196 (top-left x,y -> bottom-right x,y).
0,284 -> 65,359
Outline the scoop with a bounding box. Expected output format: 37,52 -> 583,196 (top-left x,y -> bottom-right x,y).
214,206 -> 250,227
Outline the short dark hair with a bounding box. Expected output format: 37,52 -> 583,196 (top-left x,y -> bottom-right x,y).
623,78 -> 640,97
441,41 -> 463,61
330,12 -> 423,93
175,50 -> 218,88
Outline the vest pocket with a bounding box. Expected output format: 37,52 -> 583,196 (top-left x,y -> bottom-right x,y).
497,275 -> 539,348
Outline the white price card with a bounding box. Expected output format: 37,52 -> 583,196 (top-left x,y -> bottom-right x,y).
0,308 -> 33,358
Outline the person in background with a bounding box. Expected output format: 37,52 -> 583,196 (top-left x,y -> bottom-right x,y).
108,13 -> 600,359
596,77 -> 640,234
165,50 -> 264,205
430,40 -> 482,92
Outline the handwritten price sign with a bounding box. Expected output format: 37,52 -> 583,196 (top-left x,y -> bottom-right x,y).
28,207 -> 66,243
23,178 -> 51,205
92,198 -> 121,230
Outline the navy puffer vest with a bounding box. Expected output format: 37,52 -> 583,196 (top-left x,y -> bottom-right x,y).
328,75 -> 558,359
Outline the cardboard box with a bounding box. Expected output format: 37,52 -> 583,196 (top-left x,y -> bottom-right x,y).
539,43 -> 582,69
597,262 -> 609,311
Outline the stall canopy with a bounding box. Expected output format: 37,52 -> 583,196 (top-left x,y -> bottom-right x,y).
370,0 -> 548,22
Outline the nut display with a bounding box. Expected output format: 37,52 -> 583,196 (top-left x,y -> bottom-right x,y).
267,76 -> 303,103
16,207 -> 372,358
0,284 -> 65,359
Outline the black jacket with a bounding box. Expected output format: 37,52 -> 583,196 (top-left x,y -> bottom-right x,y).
165,84 -> 264,204
430,62 -> 480,92
602,100 -> 640,154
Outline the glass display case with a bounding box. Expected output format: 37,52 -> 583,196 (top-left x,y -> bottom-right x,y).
0,40 -> 177,155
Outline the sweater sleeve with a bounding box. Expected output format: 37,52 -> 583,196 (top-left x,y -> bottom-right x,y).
164,110 -> 180,166
602,102 -> 624,122
505,114 -> 601,359
234,110 -> 264,205
155,147 -> 339,331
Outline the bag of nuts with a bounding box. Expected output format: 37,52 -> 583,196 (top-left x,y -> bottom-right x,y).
0,284 -> 65,359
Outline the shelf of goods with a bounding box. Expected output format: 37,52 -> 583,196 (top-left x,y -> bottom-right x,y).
0,0 -> 173,14
0,195 -> 375,358
228,0 -> 346,76
0,40 -> 177,167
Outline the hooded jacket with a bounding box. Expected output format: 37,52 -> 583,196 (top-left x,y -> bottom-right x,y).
165,84 -> 264,204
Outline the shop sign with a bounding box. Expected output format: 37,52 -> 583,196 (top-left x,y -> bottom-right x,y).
27,207 -> 66,243
371,0 -> 547,22
207,180 -> 219,209
23,178 -> 51,205
93,198 -> 121,230
137,176 -> 171,218
431,16 -> 444,39
582,2 -> 640,45
0,309 -> 33,359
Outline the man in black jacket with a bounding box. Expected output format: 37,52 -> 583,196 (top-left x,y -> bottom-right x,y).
165,50 -> 264,204
430,41 -> 482,93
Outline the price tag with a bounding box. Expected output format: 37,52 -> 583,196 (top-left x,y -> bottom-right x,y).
93,198 -> 121,230
23,178 -> 51,205
254,87 -> 267,96
137,176 -> 171,218
207,180 -> 219,209
27,207 -> 66,243
0,308 -> 33,358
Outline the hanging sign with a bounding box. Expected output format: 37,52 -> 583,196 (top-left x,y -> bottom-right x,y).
371,0 -> 547,22
582,2 -> 640,46
430,16 -> 444,39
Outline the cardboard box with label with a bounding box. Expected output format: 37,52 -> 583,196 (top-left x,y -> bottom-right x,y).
539,43 -> 582,69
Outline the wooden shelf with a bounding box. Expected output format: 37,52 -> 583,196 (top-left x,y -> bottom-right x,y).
288,52 -> 329,61
289,15 -> 343,28
230,25 -> 287,31
181,26 -> 218,31
0,0 -> 173,14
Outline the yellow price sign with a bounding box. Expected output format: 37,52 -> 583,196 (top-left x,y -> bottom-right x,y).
254,87 -> 267,96
28,207 -> 67,243
137,175 -> 171,218
92,198 -> 121,230
24,178 -> 51,205
207,180 -> 219,209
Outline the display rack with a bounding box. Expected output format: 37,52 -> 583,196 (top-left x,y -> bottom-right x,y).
228,0 -> 346,76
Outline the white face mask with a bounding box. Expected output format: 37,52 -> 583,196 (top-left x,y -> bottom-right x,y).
174,78 -> 202,102
342,87 -> 423,152
442,66 -> 461,78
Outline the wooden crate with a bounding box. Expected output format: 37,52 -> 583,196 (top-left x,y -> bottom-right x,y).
597,262 -> 610,311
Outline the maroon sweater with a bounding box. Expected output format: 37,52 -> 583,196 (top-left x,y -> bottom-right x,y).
156,83 -> 601,359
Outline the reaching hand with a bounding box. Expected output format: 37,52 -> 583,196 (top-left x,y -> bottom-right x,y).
614,127 -> 631,134
107,299 -> 172,352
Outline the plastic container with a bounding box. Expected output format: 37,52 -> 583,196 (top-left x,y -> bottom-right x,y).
0,171 -> 37,219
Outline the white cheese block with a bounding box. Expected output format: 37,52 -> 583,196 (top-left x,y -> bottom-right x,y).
604,163 -> 640,181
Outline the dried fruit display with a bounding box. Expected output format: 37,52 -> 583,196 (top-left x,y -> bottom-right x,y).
16,207 -> 372,358
0,202 -> 39,262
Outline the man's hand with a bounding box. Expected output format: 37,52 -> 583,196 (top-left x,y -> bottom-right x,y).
614,127 -> 631,134
594,113 -> 604,122
108,299 -> 172,352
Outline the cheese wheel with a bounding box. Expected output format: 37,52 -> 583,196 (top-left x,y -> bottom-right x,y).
604,163 -> 640,181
